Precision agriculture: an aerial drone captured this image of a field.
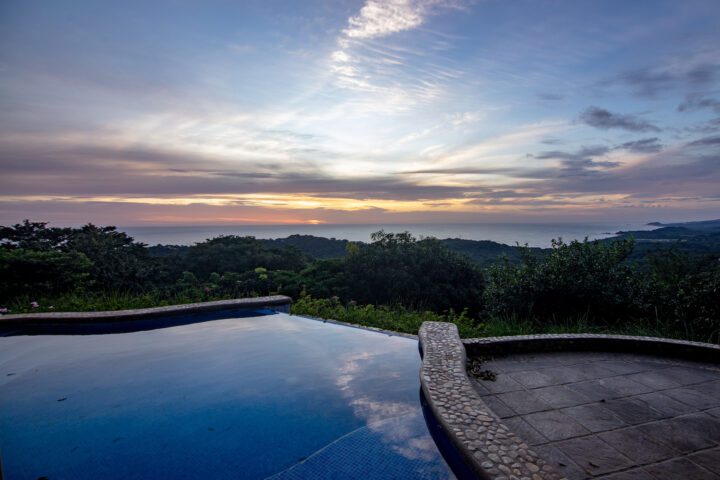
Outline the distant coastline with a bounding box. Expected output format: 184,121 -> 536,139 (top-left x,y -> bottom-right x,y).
120,221 -> 659,248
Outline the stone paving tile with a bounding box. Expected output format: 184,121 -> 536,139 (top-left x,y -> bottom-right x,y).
572,363 -> 617,380
691,380 -> 720,399
544,365 -> 597,384
533,444 -> 588,480
554,436 -> 634,476
469,377 -> 491,396
509,369 -> 558,388
597,427 -> 677,464
523,410 -> 590,441
643,457 -> 720,479
481,394 -> 515,419
502,416 -> 549,446
521,357 -> 566,369
595,376 -> 654,397
497,389 -> 552,414
567,380 -> 621,402
625,371 -> 682,390
637,416 -> 716,453
597,360 -> 649,375
661,386 -> 719,409
632,391 -> 697,417
597,468 -> 654,479
485,359 -> 535,373
555,353 -> 612,365
660,366 -> 719,386
561,404 -> 627,433
534,385 -> 593,409
681,412 -> 720,444
478,373 -> 524,394
602,397 -> 666,425
689,448 -> 720,475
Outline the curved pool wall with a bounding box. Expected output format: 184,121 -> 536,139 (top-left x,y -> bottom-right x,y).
0,295 -> 292,325
0,307 -> 454,480
419,322 -> 563,480
419,323 -> 720,480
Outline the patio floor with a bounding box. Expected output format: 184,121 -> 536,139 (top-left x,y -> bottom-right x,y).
470,351 -> 720,479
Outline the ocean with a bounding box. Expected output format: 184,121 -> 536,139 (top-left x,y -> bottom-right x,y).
120,222 -> 657,248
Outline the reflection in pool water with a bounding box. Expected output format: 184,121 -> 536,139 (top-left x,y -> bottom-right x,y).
0,311 -> 454,479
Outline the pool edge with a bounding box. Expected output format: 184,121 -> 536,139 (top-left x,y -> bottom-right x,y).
419,322 -> 564,480
0,296 -> 292,325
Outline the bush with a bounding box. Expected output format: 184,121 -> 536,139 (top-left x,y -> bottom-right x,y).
302,231 -> 485,313
483,238 -> 636,321
638,251 -> 720,341
0,249 -> 92,301
65,224 -> 157,291
175,236 -> 307,280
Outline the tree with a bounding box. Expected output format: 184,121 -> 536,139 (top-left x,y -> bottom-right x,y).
65,224 -> 157,291
303,231 -> 486,313
483,238 -> 636,321
0,220 -> 72,250
0,249 -> 92,301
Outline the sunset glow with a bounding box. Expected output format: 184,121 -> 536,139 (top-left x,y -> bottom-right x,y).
1,0 -> 719,226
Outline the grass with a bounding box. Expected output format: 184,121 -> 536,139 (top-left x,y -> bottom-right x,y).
291,296 -> 714,342
290,295 -> 486,337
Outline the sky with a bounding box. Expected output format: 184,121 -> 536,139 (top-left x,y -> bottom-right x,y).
1,0 -> 719,226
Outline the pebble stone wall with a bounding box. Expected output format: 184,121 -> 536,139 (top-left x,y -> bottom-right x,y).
419,321 -> 566,480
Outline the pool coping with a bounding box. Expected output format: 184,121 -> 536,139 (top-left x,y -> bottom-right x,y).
462,333 -> 720,363
419,325 -> 720,480
291,313 -> 418,340
419,322 -> 564,480
0,295 -> 292,325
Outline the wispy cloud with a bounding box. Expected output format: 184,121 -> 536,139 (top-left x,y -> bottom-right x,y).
343,0 -> 464,40
327,0 -> 469,112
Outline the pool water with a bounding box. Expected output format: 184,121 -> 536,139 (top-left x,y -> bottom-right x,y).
0,311 -> 454,479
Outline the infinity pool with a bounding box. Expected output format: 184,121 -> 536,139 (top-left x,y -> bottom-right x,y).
0,311 -> 454,479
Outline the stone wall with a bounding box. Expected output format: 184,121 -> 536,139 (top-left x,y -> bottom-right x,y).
419,321 -> 565,480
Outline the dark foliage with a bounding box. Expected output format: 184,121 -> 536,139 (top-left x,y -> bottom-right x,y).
483,238 -> 637,321
1,220 -> 718,342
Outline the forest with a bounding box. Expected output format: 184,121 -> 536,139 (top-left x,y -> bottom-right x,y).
1,220 -> 719,343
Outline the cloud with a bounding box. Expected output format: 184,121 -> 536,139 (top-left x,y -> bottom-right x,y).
404,166 -> 516,175
327,0 -> 469,112
579,107 -> 661,132
678,93 -> 720,114
610,62 -> 720,97
0,142 -> 476,201
618,137 -> 663,153
345,0 -> 425,39
686,135 -> 720,147
535,145 -> 619,172
343,0 -> 462,40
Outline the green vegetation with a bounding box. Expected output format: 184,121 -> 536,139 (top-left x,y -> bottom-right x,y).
1,220 -> 719,343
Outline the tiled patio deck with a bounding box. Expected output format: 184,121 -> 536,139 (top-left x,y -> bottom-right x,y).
470,351 -> 720,479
